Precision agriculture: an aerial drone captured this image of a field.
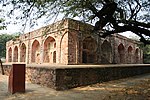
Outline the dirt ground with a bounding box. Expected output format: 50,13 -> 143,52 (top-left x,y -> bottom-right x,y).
0,73 -> 150,100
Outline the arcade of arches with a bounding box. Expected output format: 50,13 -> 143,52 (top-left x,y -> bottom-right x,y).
6,19 -> 143,64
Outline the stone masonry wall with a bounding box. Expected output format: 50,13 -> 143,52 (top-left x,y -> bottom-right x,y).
55,65 -> 150,90
1,64 -> 150,90
2,64 -> 57,89
26,67 -> 56,88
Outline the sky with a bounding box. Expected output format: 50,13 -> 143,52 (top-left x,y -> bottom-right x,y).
0,18 -> 139,39
0,13 -> 139,38
0,7 -> 66,34
0,2 -> 139,39
0,17 -> 47,34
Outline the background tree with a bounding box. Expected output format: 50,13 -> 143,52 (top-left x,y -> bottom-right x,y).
0,33 -> 16,58
0,9 -> 6,30
0,18 -> 6,30
1,0 -> 150,44
143,45 -> 150,63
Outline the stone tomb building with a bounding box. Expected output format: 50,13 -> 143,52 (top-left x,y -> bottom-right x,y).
6,19 -> 143,65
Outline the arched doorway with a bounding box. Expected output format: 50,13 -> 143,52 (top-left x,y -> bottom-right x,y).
101,40 -> 112,64
31,40 -> 40,63
118,43 -> 125,63
135,48 -> 139,63
20,43 -> 26,62
82,36 -> 97,63
13,46 -> 18,62
127,46 -> 133,63
8,47 -> 12,62
43,36 -> 56,63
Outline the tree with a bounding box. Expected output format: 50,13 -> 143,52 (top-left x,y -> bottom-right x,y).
0,34 -> 16,58
1,0 -> 150,44
143,45 -> 150,63
0,9 -> 6,30
0,18 -> 6,30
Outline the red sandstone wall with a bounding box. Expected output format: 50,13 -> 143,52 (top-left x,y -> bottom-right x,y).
5,18 -> 143,65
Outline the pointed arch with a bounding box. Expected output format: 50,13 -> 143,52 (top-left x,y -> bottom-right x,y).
13,46 -> 18,62
135,48 -> 139,63
118,43 -> 125,63
127,46 -> 133,63
101,40 -> 112,64
82,36 -> 97,63
31,40 -> 40,63
20,43 -> 26,62
53,51 -> 56,63
8,47 -> 12,62
43,36 -> 56,63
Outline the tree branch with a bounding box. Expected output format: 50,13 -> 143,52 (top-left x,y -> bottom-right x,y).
100,25 -> 150,44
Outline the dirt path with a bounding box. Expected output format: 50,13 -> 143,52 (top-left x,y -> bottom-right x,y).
0,74 -> 150,100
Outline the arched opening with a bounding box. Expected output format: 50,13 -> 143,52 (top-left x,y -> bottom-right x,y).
54,43 -> 56,48
101,40 -> 112,64
127,46 -> 133,63
20,43 -> 26,62
13,46 -> 18,62
31,40 -> 40,63
135,48 -> 139,63
8,47 -> 12,62
43,36 -> 56,63
53,51 -> 56,63
118,43 -> 125,63
82,36 -> 97,63
82,51 -> 87,63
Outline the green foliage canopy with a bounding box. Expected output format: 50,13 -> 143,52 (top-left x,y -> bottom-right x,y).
143,45 -> 150,63
0,9 -> 6,30
1,0 -> 150,44
0,34 -> 15,58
